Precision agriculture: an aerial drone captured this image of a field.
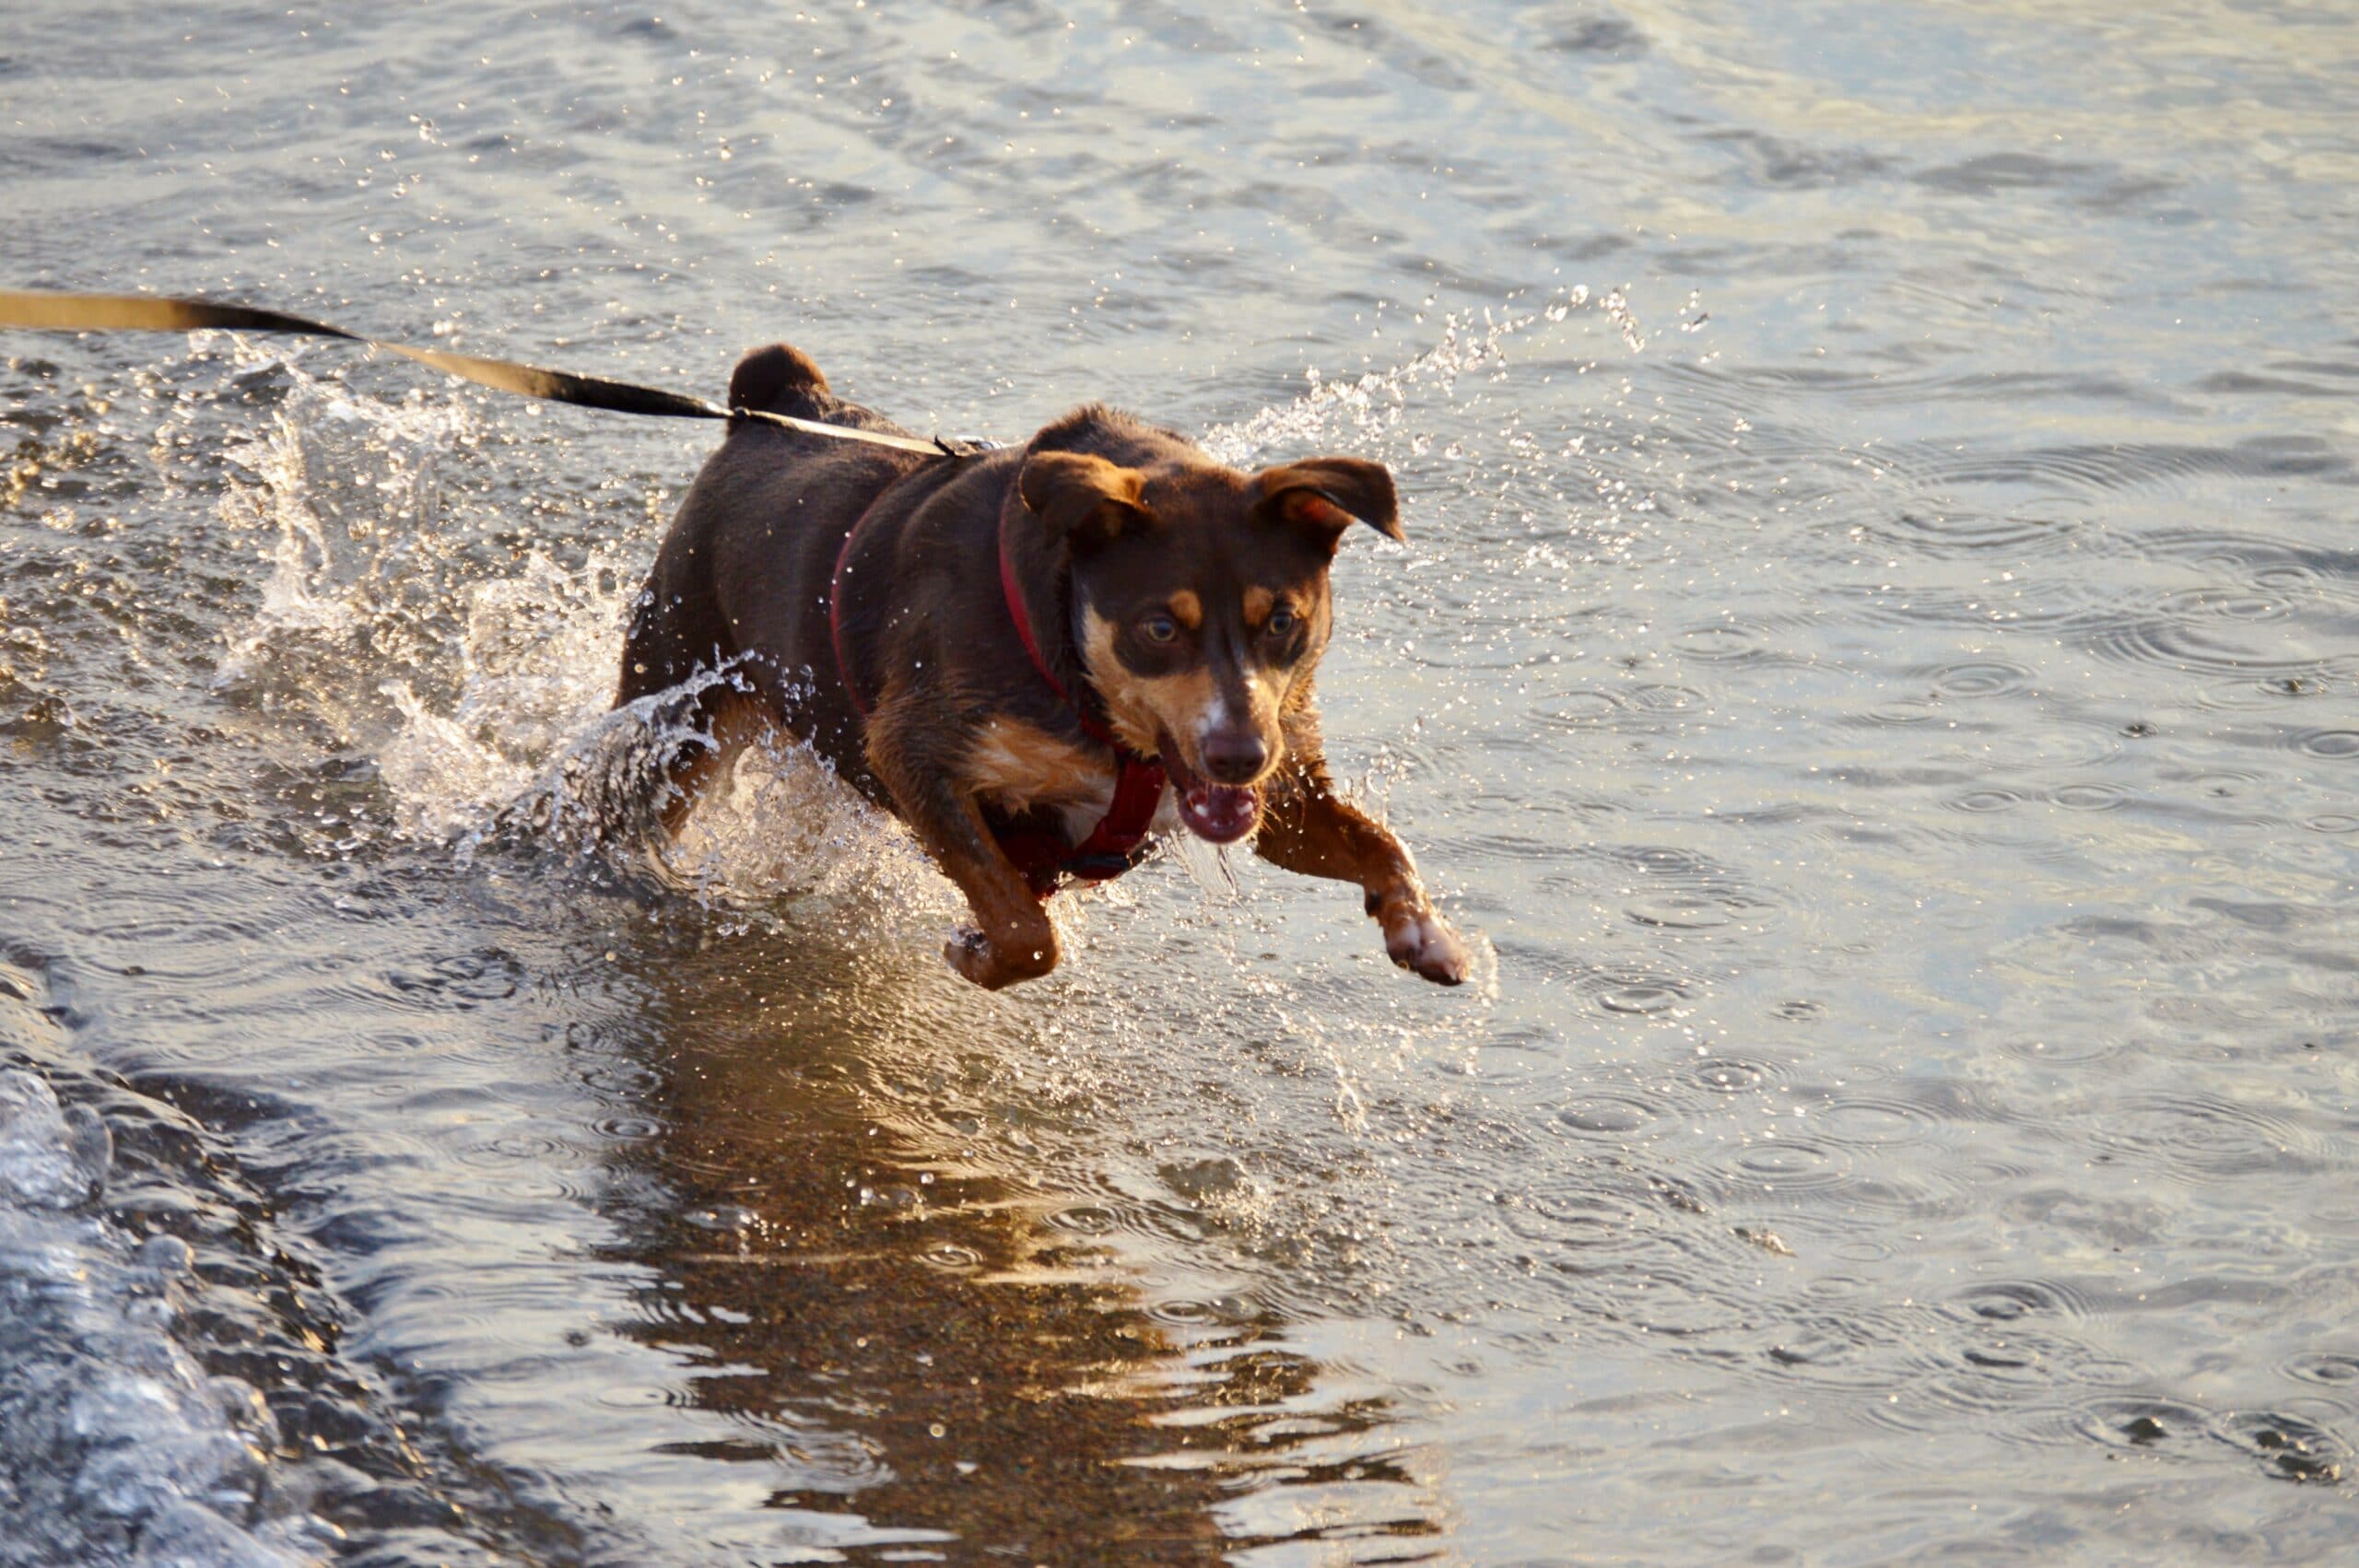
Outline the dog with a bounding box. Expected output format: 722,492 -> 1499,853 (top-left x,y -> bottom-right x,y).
615,343 -> 1469,991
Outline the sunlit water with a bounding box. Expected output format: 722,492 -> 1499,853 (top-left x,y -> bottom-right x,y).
6,1 -> 2359,1562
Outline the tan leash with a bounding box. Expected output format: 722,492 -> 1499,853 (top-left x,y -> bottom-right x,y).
0,288 -> 979,458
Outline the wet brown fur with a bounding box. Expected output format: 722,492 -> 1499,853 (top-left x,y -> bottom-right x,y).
616,344 -> 1468,989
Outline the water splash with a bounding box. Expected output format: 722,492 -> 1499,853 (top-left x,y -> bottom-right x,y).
1199,284 -> 1630,466
0,1069 -> 334,1566
203,293 -> 1614,951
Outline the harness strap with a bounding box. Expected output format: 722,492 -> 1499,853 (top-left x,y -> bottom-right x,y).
827,488 -> 1168,899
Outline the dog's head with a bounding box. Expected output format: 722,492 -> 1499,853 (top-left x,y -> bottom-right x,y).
1017,438 -> 1402,844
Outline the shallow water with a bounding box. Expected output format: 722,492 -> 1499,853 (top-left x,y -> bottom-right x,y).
6,0 -> 2359,1561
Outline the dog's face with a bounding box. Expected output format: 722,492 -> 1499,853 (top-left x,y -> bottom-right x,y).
1018,450 -> 1402,844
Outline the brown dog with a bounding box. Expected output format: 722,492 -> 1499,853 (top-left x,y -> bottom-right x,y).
615,344 -> 1468,990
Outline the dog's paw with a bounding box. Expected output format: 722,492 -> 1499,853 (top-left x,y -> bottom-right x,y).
945,928 -> 1001,988
944,926 -> 1059,989
1378,900 -> 1462,985
1380,902 -> 1469,986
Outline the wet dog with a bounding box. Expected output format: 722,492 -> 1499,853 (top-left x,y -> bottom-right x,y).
616,344 -> 1468,990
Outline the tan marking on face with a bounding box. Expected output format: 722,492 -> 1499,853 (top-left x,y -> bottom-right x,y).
965,719 -> 1110,814
1243,586 -> 1274,627
1081,608 -> 1219,761
1168,590 -> 1202,630
1081,609 -> 1295,781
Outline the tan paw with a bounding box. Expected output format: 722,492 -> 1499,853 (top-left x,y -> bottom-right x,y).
944,926 -> 1059,989
1379,901 -> 1468,985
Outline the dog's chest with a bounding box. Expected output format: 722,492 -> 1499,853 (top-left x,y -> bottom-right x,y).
967,719 -> 1177,844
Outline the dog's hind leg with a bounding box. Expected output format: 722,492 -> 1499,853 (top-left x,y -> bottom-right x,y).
864,699 -> 1061,989
1253,753 -> 1469,986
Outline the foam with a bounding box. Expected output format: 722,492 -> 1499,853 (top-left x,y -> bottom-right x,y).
0,1068 -> 335,1567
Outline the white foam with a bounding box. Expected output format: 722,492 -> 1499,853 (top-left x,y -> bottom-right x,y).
0,1069 -> 335,1566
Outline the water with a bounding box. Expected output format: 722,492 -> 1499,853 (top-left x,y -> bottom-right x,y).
6,0 -> 2359,1560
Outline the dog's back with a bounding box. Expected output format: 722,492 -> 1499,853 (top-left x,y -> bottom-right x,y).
615,345 -> 945,788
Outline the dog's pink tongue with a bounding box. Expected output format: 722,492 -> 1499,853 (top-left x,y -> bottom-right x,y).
1179,780 -> 1260,844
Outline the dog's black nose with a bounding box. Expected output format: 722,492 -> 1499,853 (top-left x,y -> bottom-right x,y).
1200,730 -> 1268,784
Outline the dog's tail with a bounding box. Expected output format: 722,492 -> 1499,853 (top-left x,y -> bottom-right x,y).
727,343 -> 832,418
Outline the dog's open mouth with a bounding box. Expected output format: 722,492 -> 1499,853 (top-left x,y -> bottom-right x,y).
1160,735 -> 1262,844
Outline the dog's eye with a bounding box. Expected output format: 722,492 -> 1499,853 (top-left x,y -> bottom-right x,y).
1266,606 -> 1297,637
1141,614 -> 1179,644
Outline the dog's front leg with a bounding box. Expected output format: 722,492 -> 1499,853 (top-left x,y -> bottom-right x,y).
866,704 -> 1061,989
1254,755 -> 1468,986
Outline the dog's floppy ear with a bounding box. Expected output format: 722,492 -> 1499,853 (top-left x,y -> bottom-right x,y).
1018,451 -> 1150,556
1251,457 -> 1404,550
1024,450 -> 1151,554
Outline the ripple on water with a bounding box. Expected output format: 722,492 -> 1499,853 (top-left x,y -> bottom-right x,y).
1706,1137 -> 1852,1199
1947,788 -> 2024,814
2049,782 -> 2130,813
2197,674 -> 2324,712
1760,1310 -> 1913,1398
920,1242 -> 982,1271
2251,561 -> 2328,593
2154,586 -> 2294,624
1590,846 -> 1767,932
1551,1092 -> 1666,1139
2068,1397 -> 2217,1457
1614,1270 -> 1747,1341
2086,1093 -> 2320,1183
2281,1352 -> 2359,1388
1534,690 -> 1625,730
1862,507 -> 2098,561
2294,729 -> 2359,761
2081,618 -> 2328,677
1606,845 -> 1743,884
580,1060 -> 665,1098
1852,698 -> 1941,727
1579,965 -> 1698,1016
2204,1411 -> 2353,1484
1687,1056 -> 1780,1094
1499,1181 -> 1659,1262
1625,683 -> 1708,712
1625,894 -> 1740,930
1043,1203 -> 1120,1236
1918,1343 -> 2058,1417
448,1127 -> 578,1167
383,948 -> 529,1008
1949,1278 -> 2095,1324
1930,660 -> 2034,699
1144,1298 -> 1220,1327
1673,623 -> 1767,661
1814,1094 -> 1939,1149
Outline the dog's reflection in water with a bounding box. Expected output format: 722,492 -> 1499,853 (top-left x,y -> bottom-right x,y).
591,932 -> 1438,1562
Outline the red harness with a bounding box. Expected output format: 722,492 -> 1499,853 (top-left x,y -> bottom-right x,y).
828,492 -> 1167,900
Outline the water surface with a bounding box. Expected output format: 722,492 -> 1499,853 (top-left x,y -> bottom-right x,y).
6,1 -> 2359,1562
